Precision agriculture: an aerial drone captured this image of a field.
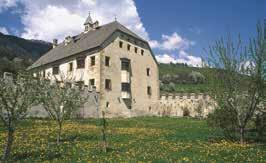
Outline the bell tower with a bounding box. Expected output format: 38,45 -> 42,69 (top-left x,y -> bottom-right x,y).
84,12 -> 99,33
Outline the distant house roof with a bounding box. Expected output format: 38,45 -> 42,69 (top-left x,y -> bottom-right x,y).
29,21 -> 152,70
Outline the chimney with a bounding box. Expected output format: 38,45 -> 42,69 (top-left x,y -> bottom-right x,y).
64,36 -> 73,45
53,39 -> 58,48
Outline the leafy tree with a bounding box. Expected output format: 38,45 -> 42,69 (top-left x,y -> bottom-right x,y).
188,71 -> 206,84
0,73 -> 37,161
37,77 -> 88,145
205,24 -> 265,144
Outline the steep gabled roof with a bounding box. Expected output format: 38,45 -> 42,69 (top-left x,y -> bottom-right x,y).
29,21 -> 152,69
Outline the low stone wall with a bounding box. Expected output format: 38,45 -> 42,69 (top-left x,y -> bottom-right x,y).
28,91 -> 216,118
28,90 -> 99,118
157,93 -> 216,118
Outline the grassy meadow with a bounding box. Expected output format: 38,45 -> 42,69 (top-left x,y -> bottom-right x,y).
0,117 -> 265,162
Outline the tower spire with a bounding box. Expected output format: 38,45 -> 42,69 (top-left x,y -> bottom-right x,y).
84,12 -> 99,32
84,11 -> 93,25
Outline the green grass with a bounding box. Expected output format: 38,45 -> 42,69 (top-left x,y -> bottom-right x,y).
0,117 -> 265,162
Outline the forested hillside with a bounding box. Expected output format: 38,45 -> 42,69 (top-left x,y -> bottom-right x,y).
0,32 -> 52,73
159,63 -> 211,93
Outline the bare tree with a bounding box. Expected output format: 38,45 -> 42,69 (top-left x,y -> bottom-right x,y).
0,73 -> 37,161
205,24 -> 265,144
37,73 -> 88,145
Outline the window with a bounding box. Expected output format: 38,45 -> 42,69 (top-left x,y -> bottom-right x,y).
121,83 -> 130,92
121,61 -> 130,71
90,56 -> 95,66
105,79 -> 112,90
141,49 -> 144,55
76,57 -> 85,69
52,66 -> 59,75
68,62 -> 73,71
147,86 -> 152,96
119,41 -> 123,48
127,44 -> 131,51
106,102 -> 110,108
89,79 -> 95,87
146,68 -> 150,76
105,56 -> 110,66
134,47 -> 138,53
42,70 -> 45,78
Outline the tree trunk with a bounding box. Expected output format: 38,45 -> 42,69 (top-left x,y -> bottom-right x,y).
57,123 -> 62,145
2,128 -> 14,161
101,111 -> 107,153
240,127 -> 245,145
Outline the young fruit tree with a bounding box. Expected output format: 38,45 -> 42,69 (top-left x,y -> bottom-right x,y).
37,76 -> 88,145
0,73 -> 38,161
205,24 -> 265,144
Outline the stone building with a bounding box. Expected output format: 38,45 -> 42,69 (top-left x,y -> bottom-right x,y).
28,14 -> 160,118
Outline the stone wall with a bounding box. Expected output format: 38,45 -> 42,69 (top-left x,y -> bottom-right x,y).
157,93 -> 216,118
28,89 -> 99,118
28,92 -> 216,118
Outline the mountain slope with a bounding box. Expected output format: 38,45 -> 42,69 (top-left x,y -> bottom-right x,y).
0,32 -> 52,73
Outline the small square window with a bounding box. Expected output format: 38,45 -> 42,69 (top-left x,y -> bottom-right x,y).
68,62 -> 73,71
127,44 -> 131,51
77,57 -> 85,69
135,47 -> 138,53
147,86 -> 152,96
119,41 -> 123,48
52,66 -> 59,75
105,56 -> 110,66
141,49 -> 144,55
105,79 -> 112,90
91,56 -> 95,66
146,68 -> 150,76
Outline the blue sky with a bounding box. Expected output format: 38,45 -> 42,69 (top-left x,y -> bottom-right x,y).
0,0 -> 265,66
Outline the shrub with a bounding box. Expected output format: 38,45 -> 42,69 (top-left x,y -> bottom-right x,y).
188,71 -> 206,84
207,106 -> 238,140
